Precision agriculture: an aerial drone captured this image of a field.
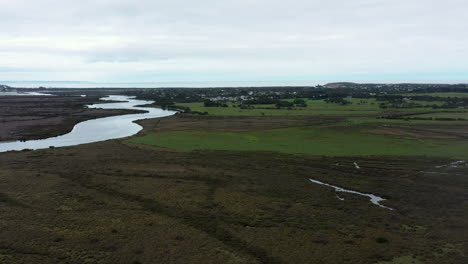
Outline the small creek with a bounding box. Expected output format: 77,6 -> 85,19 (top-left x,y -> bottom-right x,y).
309,178 -> 393,210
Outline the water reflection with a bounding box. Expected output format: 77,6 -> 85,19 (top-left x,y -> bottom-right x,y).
0,95 -> 176,152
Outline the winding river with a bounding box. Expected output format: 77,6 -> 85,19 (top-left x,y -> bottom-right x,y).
0,95 -> 176,152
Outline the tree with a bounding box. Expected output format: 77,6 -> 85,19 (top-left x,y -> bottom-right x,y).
275,101 -> 294,108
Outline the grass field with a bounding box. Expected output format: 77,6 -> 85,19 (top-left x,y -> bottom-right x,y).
403,92 -> 468,98
129,125 -> 468,158
347,117 -> 468,125
176,98 -> 445,116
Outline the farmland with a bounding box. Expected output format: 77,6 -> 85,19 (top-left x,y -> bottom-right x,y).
129,121 -> 468,158
174,98 -> 454,117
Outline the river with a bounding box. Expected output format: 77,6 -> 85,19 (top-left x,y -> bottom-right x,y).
0,95 -> 176,152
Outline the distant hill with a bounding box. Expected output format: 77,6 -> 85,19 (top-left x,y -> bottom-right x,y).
0,84 -> 14,92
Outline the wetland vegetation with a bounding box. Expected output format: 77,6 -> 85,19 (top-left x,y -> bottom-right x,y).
0,83 -> 467,263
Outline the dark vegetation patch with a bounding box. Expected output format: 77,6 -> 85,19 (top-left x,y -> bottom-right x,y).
0,140 -> 467,263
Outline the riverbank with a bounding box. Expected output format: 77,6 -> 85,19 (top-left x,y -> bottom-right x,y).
0,95 -> 143,142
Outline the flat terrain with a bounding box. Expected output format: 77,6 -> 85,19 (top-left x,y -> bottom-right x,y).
0,140 -> 467,264
130,114 -> 468,158
0,90 -> 467,263
406,112 -> 468,119
0,96 -> 141,142
175,98 -> 458,116
403,92 -> 468,98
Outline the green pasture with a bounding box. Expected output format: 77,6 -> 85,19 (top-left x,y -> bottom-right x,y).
129,126 -> 468,158
175,98 -> 444,116
403,92 -> 468,98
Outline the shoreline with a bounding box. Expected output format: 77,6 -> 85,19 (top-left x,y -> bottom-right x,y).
0,95 -> 144,142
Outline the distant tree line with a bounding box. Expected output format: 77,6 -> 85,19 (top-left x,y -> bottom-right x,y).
122,84 -> 468,109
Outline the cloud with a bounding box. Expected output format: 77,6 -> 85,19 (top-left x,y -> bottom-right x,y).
0,0 -> 467,82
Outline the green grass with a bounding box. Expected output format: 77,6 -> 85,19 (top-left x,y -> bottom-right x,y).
176,99 -> 444,116
347,117 -> 468,125
403,92 -> 468,98
129,126 -> 468,158
177,102 -> 321,116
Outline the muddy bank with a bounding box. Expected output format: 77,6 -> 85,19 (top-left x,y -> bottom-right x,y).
0,95 -> 143,142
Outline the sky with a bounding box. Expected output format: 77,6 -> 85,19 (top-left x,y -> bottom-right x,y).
1,0 -> 468,84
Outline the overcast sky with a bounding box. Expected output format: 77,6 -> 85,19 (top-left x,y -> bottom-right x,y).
1,0 -> 467,83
